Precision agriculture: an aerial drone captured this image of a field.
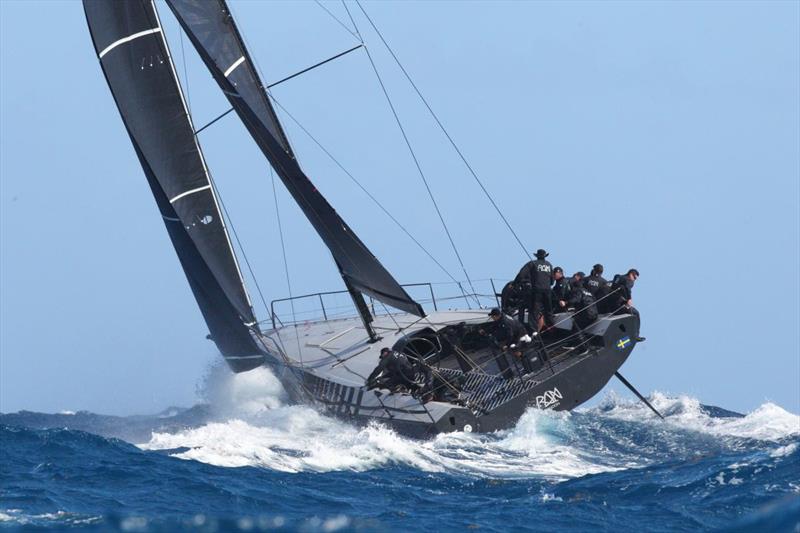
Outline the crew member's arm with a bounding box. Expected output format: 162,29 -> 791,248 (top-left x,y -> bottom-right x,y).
366,358 -> 388,386
514,262 -> 531,285
567,286 -> 582,309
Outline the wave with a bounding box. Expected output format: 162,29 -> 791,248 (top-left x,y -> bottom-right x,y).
2,363 -> 798,532
136,365 -> 799,478
595,391 -> 799,442
2,364 -> 797,480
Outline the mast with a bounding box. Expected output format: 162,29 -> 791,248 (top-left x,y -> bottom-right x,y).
166,0 -> 425,328
83,0 -> 263,371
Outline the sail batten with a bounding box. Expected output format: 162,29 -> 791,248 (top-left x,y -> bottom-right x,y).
84,0 -> 262,368
167,0 -> 425,318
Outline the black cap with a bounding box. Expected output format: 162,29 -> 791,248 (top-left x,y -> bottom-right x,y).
488,308 -> 501,317
553,266 -> 563,274
627,268 -> 640,277
592,264 -> 604,273
380,347 -> 391,356
535,249 -> 548,258
574,271 -> 586,278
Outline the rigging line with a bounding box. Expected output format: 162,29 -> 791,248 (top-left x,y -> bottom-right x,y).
195,107 -> 235,136
212,181 -> 271,327
267,44 -> 364,89
358,42 -> 480,306
341,1 -> 363,42
268,95 -> 461,286
313,0 -> 360,40
355,0 -> 531,261
270,166 -> 303,362
179,30 -> 191,113
377,301 -> 402,332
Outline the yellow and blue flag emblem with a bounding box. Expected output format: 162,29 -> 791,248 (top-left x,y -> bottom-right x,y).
616,336 -> 631,351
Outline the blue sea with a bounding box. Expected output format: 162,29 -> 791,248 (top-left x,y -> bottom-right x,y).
1,366 -> 798,532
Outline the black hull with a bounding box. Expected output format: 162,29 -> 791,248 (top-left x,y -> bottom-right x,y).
258,313 -> 640,439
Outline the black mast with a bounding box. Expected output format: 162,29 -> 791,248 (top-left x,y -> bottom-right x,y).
165,0 -> 425,331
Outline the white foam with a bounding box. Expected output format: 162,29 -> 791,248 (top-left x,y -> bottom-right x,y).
589,392 -> 800,442
141,365 -> 620,478
140,366 -> 798,478
770,442 -> 798,458
197,363 -> 286,420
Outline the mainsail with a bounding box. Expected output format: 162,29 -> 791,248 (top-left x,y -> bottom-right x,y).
166,0 -> 425,318
83,0 -> 263,370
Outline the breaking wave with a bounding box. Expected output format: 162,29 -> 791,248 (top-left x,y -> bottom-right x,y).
138,364 -> 799,478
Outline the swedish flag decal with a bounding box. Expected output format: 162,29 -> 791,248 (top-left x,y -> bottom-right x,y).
616,336 -> 631,351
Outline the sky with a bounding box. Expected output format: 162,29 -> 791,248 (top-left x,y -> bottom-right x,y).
1,0 -> 798,416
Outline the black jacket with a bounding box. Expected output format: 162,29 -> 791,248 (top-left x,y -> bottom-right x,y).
366,351 -> 416,386
552,277 -> 571,301
489,314 -> 526,346
500,281 -> 524,313
610,275 -> 634,308
514,259 -> 554,290
568,285 -> 598,321
583,274 -> 608,297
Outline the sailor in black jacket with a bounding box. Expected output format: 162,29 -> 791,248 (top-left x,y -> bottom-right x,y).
484,308 -> 532,378
486,308 -> 527,347
366,348 -> 418,391
610,268 -> 639,318
583,263 -> 609,298
567,277 -> 598,349
552,266 -> 571,313
514,249 -> 555,331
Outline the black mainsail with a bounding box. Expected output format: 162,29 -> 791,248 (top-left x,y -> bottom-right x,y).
83,0 -> 263,370
165,0 -> 425,319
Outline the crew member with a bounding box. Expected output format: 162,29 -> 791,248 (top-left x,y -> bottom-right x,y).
611,269 -> 640,318
569,271 -> 586,301
552,266 -> 571,312
610,269 -> 645,341
366,347 -> 418,392
583,264 -> 608,298
500,280 -> 524,316
512,263 -> 532,325
483,308 -> 532,377
567,280 -> 598,350
514,249 -> 555,332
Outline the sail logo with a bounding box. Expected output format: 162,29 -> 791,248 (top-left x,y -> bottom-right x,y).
535,387 -> 562,410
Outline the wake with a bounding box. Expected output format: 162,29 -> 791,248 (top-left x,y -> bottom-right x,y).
139,364 -> 800,478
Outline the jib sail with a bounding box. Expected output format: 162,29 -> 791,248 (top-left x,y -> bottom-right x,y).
83,0 -> 263,370
165,0 -> 425,318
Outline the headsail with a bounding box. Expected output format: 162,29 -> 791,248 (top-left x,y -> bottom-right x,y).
166,0 -> 425,318
83,0 -> 263,370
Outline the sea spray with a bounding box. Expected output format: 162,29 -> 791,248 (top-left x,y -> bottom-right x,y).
140,365 -> 800,481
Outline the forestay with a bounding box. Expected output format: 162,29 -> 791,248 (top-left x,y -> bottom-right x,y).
166,0 -> 425,318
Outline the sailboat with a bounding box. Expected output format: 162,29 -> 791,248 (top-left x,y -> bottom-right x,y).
83,0 -> 644,438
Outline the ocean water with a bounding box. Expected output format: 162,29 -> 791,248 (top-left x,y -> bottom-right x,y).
1,366 -> 798,532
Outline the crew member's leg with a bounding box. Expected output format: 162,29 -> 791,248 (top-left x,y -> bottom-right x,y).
542,289 -> 555,328
572,312 -> 589,350
494,348 -> 513,380
532,290 -> 545,332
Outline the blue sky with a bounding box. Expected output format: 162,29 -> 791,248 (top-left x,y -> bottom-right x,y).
1,0 -> 798,415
